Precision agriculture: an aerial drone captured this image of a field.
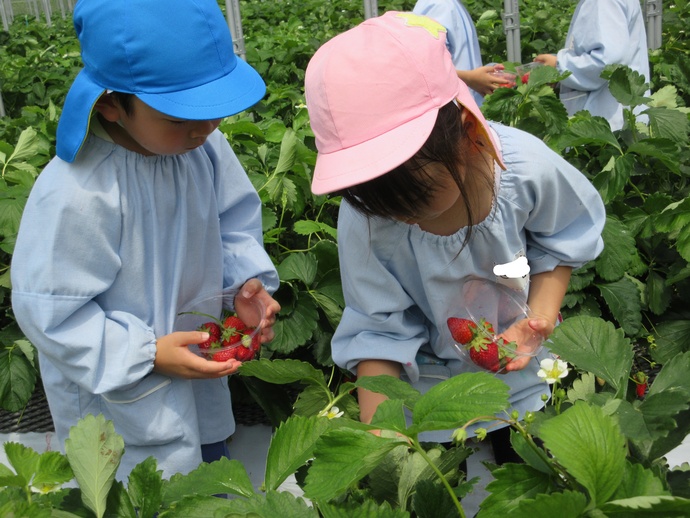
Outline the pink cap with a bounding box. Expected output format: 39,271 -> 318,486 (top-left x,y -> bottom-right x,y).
306,11 -> 505,195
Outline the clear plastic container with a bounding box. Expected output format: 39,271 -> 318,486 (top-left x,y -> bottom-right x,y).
491,70 -> 517,88
176,292 -> 265,362
446,279 -> 544,373
515,62 -> 544,83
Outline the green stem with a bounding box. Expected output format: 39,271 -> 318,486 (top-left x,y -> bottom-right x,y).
410,439 -> 466,518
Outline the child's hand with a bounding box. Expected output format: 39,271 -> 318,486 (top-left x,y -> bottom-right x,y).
501,317 -> 552,372
153,330 -> 241,378
235,278 -> 281,344
534,54 -> 557,68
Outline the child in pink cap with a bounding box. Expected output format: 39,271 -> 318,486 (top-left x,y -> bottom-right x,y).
305,12 -> 605,463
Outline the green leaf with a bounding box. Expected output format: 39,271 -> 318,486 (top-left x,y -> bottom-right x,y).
274,128 -> 298,175
0,344 -> 38,411
355,375 -> 422,409
547,316 -> 633,396
413,478 -> 459,518
65,414 -> 124,518
268,296 -> 319,354
599,495 -> 690,515
613,461 -> 669,500
293,219 -> 337,240
646,107 -> 690,143
31,451 -> 74,494
651,321 -> 690,364
646,270 -> 673,315
319,499 -> 408,518
4,442 -> 39,483
539,402 -> 627,506
655,198 -> 690,263
304,428 -> 404,501
162,457 -> 255,503
511,490 -> 589,517
277,252 -> 318,285
411,372 -> 510,434
605,65 -> 650,109
592,154 -> 633,203
239,358 -> 326,387
370,398 -> 409,434
649,351 -> 690,397
265,415 -> 330,491
126,457 -> 163,518
480,463 -> 553,515
596,216 -> 636,281
5,127 -> 41,165
596,276 -> 643,335
551,112 -> 620,152
627,138 -> 681,175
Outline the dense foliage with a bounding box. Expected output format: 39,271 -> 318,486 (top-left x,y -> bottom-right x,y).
1,0 -> 690,515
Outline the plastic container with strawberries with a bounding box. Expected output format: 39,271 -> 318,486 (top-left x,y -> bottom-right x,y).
446,278 -> 545,373
515,61 -> 544,84
176,291 -> 266,362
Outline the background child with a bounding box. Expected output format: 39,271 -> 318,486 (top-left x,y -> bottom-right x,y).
534,0 -> 650,130
11,0 -> 280,480
413,0 -> 513,105
305,12 -> 605,461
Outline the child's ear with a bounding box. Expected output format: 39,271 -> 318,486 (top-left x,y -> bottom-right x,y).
94,93 -> 121,122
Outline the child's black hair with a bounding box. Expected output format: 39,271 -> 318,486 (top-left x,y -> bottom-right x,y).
339,101 -> 494,251
110,92 -> 134,115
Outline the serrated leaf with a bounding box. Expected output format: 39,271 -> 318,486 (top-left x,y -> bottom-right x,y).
547,316 -> 633,395
593,153 -> 633,203
127,457 -> 163,518
540,402 -> 627,505
411,372 -> 510,434
551,112 -> 620,152
480,463 -> 553,515
599,495 -> 690,515
413,478 -> 459,518
304,429 -> 404,501
274,128 -> 298,175
613,461 -> 669,500
293,219 -> 337,240
650,321 -> 690,364
163,489 -> 318,517
277,252 -> 317,285
606,65 -> 650,108
596,216 -> 636,281
566,371 -> 596,403
646,107 -> 690,143
65,414 -> 124,518
597,277 -> 643,335
5,127 -> 40,165
31,451 -> 73,493
511,490 -> 589,517
370,398 -> 408,433
0,346 -> 37,412
319,499 -> 408,518
4,442 -> 39,483
162,457 -> 255,503
267,297 -> 319,354
627,138 -> 680,175
648,351 -> 690,397
265,415 -> 330,491
239,358 -> 326,387
355,375 -> 421,409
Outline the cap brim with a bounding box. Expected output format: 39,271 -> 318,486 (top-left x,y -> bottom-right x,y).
56,69 -> 106,163
138,58 -> 266,121
311,77 -> 505,195
311,108 -> 439,196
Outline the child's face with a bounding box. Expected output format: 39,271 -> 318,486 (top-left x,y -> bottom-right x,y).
107,96 -> 222,156
399,164 -> 461,226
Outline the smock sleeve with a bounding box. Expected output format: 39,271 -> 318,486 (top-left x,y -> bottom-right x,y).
330,204 -> 429,376
557,0 -> 631,92
11,160 -> 157,394
205,132 -> 280,305
500,126 -> 606,274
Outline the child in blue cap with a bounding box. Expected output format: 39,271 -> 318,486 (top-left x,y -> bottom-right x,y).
11,0 -> 280,480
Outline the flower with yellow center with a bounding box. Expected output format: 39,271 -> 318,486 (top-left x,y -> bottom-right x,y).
318,406 -> 344,419
537,358 -> 569,384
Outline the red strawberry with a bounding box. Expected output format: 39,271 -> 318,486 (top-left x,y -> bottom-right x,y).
469,340 -> 502,372
197,322 -> 221,350
633,372 -> 648,398
447,318 -> 476,345
521,73 -> 530,84
235,344 -> 255,362
635,382 -> 647,398
221,316 -> 247,347
211,347 -> 238,362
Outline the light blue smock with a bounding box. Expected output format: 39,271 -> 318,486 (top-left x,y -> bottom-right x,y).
332,123 -> 606,442
11,128 -> 279,480
557,0 -> 650,130
413,0 -> 485,106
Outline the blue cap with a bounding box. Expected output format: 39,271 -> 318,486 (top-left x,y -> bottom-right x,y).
56,0 -> 266,162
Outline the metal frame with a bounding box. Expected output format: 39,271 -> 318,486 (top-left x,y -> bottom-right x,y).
644,0 -> 662,50
363,0 -> 377,20
502,0 -> 521,63
225,0 -> 246,60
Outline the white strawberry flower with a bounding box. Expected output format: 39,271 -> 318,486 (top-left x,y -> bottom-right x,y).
537,358 -> 569,384
319,406 -> 344,419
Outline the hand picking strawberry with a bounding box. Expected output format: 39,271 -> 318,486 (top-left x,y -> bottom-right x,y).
190,312 -> 262,362
448,316 -> 516,372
